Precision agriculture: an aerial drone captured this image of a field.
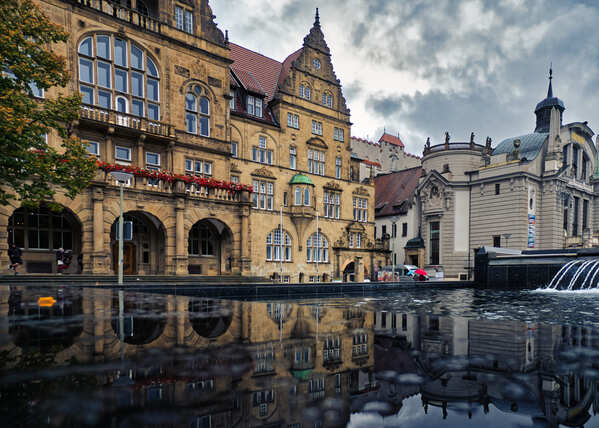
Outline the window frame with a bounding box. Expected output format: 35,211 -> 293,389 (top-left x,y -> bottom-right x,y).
115,145 -> 132,162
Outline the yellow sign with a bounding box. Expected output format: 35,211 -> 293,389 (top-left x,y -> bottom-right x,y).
571,132 -> 586,145
38,296 -> 56,307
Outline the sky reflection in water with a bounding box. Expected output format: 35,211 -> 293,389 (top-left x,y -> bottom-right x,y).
1,285 -> 599,427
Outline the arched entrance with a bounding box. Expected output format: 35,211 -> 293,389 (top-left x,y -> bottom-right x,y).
343,262 -> 355,282
111,291 -> 167,345
7,205 -> 82,273
188,299 -> 233,339
187,219 -> 233,275
110,211 -> 166,275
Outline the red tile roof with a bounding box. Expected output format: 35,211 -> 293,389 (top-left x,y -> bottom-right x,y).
374,167 -> 422,217
229,43 -> 282,102
231,66 -> 265,95
379,133 -> 405,147
362,159 -> 382,168
278,48 -> 302,89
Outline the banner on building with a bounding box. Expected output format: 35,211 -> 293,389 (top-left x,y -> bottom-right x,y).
527,214 -> 536,248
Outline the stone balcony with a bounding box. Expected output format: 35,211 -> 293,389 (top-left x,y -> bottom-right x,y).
80,105 -> 175,140
94,170 -> 248,204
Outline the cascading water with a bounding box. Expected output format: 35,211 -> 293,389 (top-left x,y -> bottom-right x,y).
545,259 -> 599,290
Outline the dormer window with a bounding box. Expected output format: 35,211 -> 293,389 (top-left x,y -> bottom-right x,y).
247,95 -> 262,117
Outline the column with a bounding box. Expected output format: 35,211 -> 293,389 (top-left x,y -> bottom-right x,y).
239,204 -> 250,273
137,134 -> 145,166
106,127 -> 115,164
91,187 -> 108,274
355,256 -> 365,282
174,197 -> 187,275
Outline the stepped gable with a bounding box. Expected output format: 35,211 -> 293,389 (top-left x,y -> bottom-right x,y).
374,167 -> 423,217
276,9 -> 349,115
229,43 -> 282,102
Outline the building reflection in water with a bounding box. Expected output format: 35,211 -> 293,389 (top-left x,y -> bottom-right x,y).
0,285 -> 598,428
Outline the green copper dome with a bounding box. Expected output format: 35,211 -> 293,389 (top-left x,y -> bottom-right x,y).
289,173 -> 313,185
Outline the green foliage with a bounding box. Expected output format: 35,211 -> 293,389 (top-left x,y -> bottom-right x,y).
0,0 -> 96,207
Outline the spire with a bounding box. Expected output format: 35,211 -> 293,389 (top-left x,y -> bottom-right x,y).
547,64 -> 553,98
315,7 -> 320,26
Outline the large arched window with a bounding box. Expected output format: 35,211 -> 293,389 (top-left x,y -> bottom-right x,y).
78,35 -> 160,120
8,207 -> 75,250
266,229 -> 292,261
307,232 -> 328,263
185,85 -> 210,137
188,223 -> 214,256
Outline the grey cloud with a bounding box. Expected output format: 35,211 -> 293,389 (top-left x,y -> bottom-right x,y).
343,80 -> 364,103
213,0 -> 599,154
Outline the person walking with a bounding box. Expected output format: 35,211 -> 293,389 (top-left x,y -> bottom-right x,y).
56,247 -> 65,274
8,244 -> 22,275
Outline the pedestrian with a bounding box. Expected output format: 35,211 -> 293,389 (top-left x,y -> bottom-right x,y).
56,247 -> 66,274
8,244 -> 22,275
77,253 -> 83,273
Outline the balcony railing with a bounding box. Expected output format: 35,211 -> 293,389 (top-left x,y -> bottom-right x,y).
80,105 -> 174,138
75,0 -> 162,33
95,170 -> 243,203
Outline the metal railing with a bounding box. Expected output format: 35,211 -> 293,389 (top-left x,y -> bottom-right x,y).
76,0 -> 162,33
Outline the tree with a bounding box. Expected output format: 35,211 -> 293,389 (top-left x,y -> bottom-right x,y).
0,0 -> 96,208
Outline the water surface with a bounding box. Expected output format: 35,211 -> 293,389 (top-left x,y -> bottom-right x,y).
1,285 -> 599,427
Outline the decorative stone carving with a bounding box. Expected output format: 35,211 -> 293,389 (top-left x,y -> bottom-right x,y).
323,181 -> 341,191
230,163 -> 242,173
174,65 -> 190,78
251,167 -> 276,179
352,186 -> 369,196
306,137 -> 328,149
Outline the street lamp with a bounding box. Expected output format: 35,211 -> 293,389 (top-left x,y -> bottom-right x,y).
110,171 -> 133,285
391,217 -> 398,282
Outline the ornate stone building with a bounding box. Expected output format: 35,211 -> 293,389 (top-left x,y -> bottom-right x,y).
416,70 -> 598,278
0,0 -> 385,280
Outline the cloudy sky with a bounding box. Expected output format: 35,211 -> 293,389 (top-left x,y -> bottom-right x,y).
212,0 -> 599,155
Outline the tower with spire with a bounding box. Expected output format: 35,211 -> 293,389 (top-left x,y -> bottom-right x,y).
534,66 -> 565,133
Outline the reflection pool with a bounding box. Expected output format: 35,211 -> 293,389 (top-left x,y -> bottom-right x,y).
1,285 -> 599,427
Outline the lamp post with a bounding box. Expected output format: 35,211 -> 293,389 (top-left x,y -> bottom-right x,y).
391,217 -> 398,282
280,205 -> 283,284
110,171 -> 133,285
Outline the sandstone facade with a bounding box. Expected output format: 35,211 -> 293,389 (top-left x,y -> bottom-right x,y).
0,0 -> 387,280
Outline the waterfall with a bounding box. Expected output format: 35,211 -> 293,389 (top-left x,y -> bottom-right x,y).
544,259 -> 599,290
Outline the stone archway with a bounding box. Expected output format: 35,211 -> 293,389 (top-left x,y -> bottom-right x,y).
110,211 -> 166,275
110,290 -> 168,345
343,262 -> 355,282
187,219 -> 233,275
6,205 -> 82,273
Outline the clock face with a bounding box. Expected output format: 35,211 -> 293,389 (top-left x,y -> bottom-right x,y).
313,58 -> 321,70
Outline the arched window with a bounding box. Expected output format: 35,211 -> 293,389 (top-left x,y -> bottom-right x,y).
185,85 -> 210,137
78,35 -> 160,120
307,232 -> 328,263
266,229 -> 292,261
8,207 -> 75,250
188,223 -> 215,256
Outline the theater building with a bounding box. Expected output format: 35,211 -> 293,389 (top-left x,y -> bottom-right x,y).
0,0 -> 386,280
416,71 -> 598,279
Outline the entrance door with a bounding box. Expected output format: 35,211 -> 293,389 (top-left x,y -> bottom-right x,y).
113,242 -> 137,275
